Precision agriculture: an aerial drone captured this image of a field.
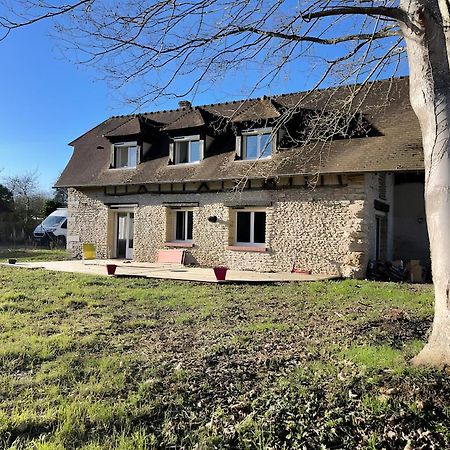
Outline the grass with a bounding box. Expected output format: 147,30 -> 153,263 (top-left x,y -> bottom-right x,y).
0,249 -> 448,448
0,246 -> 70,262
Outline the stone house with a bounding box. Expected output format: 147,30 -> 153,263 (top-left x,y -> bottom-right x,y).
56,77 -> 428,278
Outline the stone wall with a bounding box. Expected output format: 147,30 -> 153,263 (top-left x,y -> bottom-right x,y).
67,175 -> 372,276
67,188 -> 110,258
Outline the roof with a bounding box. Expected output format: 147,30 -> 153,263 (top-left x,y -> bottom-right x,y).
163,108 -> 207,131
56,77 -> 424,188
230,98 -> 281,122
104,116 -> 161,139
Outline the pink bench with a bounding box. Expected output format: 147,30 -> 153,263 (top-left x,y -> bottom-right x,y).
157,249 -> 186,264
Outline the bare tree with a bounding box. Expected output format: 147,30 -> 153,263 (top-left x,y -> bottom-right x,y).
5,171 -> 40,226
1,0 -> 450,366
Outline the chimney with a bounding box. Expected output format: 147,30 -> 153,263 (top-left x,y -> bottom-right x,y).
178,100 -> 192,109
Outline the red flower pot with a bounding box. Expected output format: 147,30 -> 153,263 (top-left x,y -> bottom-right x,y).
106,264 -> 117,275
213,266 -> 228,281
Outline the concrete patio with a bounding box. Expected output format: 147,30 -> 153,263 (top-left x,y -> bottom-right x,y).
1,259 -> 337,283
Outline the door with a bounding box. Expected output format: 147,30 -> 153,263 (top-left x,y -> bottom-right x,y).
116,212 -> 134,259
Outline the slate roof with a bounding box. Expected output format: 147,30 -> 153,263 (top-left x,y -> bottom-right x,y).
56,77 -> 424,188
230,98 -> 281,122
104,116 -> 162,139
163,108 -> 207,131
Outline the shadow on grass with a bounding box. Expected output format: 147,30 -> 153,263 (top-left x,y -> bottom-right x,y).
0,246 -> 70,262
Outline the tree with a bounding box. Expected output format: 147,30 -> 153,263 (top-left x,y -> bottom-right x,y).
5,171 -> 49,241
1,0 -> 449,366
0,184 -> 14,244
42,199 -> 64,217
0,184 -> 13,210
5,171 -> 40,228
53,187 -> 68,207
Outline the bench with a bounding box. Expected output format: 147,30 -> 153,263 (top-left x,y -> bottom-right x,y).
157,249 -> 186,264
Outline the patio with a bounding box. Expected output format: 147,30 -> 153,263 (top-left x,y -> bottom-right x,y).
1,259 -> 337,283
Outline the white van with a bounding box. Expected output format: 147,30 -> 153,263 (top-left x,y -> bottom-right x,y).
33,208 -> 68,247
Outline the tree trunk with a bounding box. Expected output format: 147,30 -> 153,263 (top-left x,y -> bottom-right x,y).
400,0 -> 450,366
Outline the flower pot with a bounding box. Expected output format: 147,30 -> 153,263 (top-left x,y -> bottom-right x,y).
8,259 -> 16,265
106,264 -> 117,275
213,266 -> 228,281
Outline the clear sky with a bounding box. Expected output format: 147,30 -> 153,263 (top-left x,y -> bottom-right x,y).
0,17 -> 408,194
0,22 -> 114,193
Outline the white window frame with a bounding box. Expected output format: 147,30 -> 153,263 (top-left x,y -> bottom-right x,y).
235,208 -> 266,246
241,128 -> 273,160
112,141 -> 138,169
173,208 -> 194,243
173,135 -> 202,165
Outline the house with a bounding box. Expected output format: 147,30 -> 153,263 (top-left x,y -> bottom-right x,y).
55,77 -> 428,278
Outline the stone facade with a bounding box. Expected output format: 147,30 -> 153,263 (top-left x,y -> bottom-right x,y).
66,173 -> 391,277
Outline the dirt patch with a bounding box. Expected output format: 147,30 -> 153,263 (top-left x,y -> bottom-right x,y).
353,308 -> 432,348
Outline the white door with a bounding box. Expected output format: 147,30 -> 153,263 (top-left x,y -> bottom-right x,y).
117,212 -> 134,259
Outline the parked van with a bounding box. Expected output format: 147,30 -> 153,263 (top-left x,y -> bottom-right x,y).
33,208 -> 68,247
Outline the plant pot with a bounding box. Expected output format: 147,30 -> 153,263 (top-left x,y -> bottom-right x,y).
8,259 -> 16,265
106,264 -> 117,275
213,266 -> 228,281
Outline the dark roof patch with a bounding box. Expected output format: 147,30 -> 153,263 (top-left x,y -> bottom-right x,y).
163,108 -> 207,131
231,98 -> 281,123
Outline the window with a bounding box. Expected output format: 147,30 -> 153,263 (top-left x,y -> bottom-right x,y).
174,209 -> 193,242
242,128 -> 273,160
42,216 -> 66,228
235,210 -> 266,245
113,142 -> 138,168
173,136 -> 201,164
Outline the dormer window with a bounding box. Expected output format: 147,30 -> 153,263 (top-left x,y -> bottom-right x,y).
242,128 -> 273,160
173,135 -> 202,164
113,142 -> 138,168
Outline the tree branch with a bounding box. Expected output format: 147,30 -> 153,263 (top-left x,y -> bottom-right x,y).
236,25 -> 400,45
303,6 -> 408,24
0,0 -> 93,41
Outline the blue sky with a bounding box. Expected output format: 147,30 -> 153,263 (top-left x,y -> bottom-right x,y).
0,22 -> 113,193
0,16 -> 408,193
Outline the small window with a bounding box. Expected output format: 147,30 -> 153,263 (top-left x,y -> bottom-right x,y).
113,142 -> 138,168
173,136 -> 201,164
242,129 -> 273,160
61,219 -> 67,229
174,209 -> 193,242
235,210 -> 266,245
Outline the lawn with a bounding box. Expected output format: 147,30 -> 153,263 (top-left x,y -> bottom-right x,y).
0,252 -> 448,449
0,247 -> 70,263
